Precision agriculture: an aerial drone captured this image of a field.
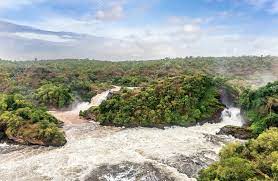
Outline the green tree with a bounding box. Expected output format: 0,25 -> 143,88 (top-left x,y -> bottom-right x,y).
0,93 -> 66,146
198,128 -> 278,181
84,75 -> 224,128
36,83 -> 73,108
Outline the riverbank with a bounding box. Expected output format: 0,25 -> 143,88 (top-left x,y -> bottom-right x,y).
0,107 -> 243,180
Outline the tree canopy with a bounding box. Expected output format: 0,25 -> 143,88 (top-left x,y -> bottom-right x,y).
36,83 -> 73,108
198,128 -> 278,181
240,81 -> 278,134
0,94 -> 66,146
84,75 -> 224,127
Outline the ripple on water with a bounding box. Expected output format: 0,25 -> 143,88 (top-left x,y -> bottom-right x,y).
84,162 -> 178,181
0,90 -> 244,180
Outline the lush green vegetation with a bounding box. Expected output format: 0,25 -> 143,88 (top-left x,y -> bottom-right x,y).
198,128 -> 278,181
0,94 -> 66,146
198,82 -> 278,180
83,75 -> 224,127
0,56 -> 276,107
36,83 -> 73,108
240,81 -> 278,134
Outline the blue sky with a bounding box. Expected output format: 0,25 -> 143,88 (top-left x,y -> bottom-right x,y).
1,0 -> 278,60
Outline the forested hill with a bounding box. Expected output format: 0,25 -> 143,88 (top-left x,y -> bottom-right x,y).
0,56 -> 277,101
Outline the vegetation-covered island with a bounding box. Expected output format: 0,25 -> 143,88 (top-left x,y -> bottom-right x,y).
82,74 -> 225,128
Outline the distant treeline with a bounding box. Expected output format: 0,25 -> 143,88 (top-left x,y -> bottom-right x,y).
0,56 -> 276,104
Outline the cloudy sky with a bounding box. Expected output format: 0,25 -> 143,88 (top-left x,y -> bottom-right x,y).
1,0 -> 278,60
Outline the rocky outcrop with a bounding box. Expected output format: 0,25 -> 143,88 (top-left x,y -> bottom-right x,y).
0,132 -> 4,140
84,162 -> 176,181
2,136 -> 66,147
0,125 -> 67,147
162,151 -> 217,178
217,125 -> 254,139
219,86 -> 239,107
5,135 -> 66,147
7,136 -> 44,145
198,107 -> 224,125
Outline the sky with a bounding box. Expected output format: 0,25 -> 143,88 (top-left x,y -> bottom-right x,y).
1,0 -> 278,60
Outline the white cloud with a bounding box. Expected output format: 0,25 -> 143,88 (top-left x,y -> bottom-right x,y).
236,0 -> 278,14
95,4 -> 124,21
245,0 -> 272,7
211,0 -> 278,14
183,24 -> 201,33
269,1 -> 278,13
1,15 -> 278,61
1,29 -> 278,61
245,0 -> 278,14
14,32 -> 74,42
1,1 -> 278,61
0,0 -> 44,9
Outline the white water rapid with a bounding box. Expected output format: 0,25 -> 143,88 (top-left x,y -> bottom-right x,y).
0,87 -> 244,181
49,86 -> 121,124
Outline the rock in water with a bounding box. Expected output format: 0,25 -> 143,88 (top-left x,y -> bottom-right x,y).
162,151 -> 217,178
84,162 -> 176,181
217,125 -> 254,139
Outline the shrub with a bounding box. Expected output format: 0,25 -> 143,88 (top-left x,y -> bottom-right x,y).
0,93 -> 66,146
36,83 -> 73,108
198,128 -> 278,180
240,81 -> 278,134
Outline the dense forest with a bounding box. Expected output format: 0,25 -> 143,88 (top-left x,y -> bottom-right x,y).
240,81 -> 278,134
0,94 -> 66,146
82,74 -> 224,127
0,56 -> 276,102
199,128 -> 278,180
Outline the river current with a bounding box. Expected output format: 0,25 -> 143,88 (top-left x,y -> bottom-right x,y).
0,87 -> 244,181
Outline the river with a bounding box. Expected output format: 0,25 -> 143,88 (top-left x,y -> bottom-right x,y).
0,87 -> 244,181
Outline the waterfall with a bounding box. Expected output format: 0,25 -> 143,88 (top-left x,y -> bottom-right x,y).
0,88 -> 244,181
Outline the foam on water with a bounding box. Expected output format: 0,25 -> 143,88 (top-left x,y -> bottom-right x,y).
71,102 -> 91,114
48,86 -> 121,124
221,107 -> 244,127
0,143 -> 9,147
0,88 -> 244,181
